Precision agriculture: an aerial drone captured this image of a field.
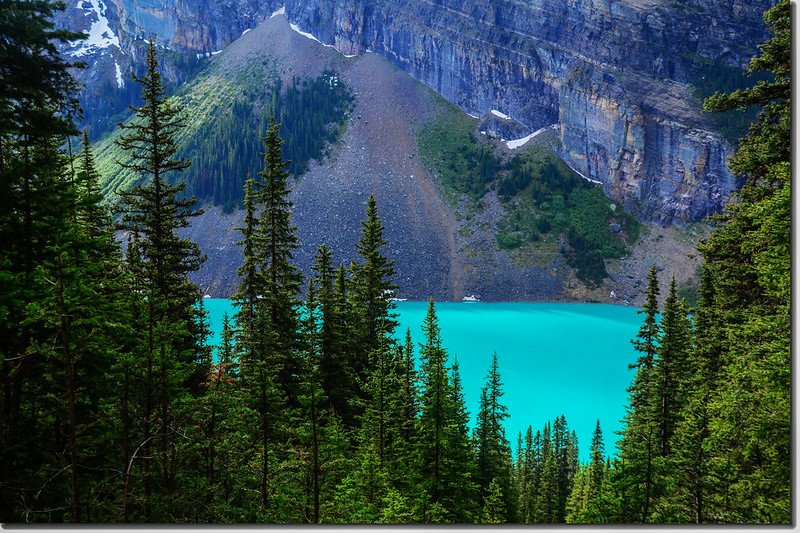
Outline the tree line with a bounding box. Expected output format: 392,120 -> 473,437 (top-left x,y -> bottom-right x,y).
0,0 -> 789,524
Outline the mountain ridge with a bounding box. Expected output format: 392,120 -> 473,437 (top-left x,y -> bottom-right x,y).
57,0 -> 772,225
94,14 -> 703,302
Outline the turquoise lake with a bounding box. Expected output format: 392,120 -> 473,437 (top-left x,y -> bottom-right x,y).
202,299 -> 642,461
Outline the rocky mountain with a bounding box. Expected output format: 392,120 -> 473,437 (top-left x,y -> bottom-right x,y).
58,0 -> 771,223
286,0 -> 772,225
56,0 -> 771,301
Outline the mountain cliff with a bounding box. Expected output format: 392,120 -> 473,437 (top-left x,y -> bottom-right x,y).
59,0 -> 771,224
284,0 -> 770,224
56,0 -> 770,300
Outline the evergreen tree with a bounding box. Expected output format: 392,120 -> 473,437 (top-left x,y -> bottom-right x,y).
473,353 -> 515,520
293,279 -> 351,523
415,298 -> 477,522
232,174 -> 262,343
326,445 -> 389,523
447,358 -> 480,521
515,426 -> 536,523
311,244 -> 354,423
694,0 -> 791,521
667,268 -> 724,523
231,172 -> 284,514
350,195 -> 397,380
254,118 -> 304,404
587,421 -> 606,500
614,266 -> 661,522
115,41 -> 206,518
480,478 -> 506,524
654,277 -> 693,457
0,0 -> 86,520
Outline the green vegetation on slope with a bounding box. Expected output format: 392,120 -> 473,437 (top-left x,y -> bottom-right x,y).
418,107 -> 640,286
417,108 -> 500,205
94,58 -> 353,212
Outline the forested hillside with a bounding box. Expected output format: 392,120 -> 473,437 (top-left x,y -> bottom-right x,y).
0,0 -> 790,524
93,57 -> 353,212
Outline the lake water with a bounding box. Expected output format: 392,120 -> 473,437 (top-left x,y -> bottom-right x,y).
202,299 -> 642,461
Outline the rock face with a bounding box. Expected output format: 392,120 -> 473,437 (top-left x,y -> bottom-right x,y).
55,0 -> 280,137
59,0 -> 770,223
284,0 -> 770,224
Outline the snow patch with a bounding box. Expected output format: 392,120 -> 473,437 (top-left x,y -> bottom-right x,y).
289,22 -> 359,58
564,160 -> 603,185
270,6 -> 285,18
289,23 -> 324,45
69,0 -> 120,57
114,61 -> 124,88
490,109 -> 511,120
211,50 -> 222,56
505,124 -> 557,150
241,28 -> 252,36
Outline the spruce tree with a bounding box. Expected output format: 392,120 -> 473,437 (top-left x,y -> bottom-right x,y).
351,195 -> 397,380
311,244 -> 353,422
115,41 -> 206,517
587,420 -> 606,500
480,478 -> 506,524
415,298 -> 477,523
0,0 -> 85,520
654,277 -> 692,457
473,353 -> 515,520
697,0 -> 790,522
232,172 -> 284,513
255,118 -> 304,404
667,268 -> 723,523
614,265 -> 661,522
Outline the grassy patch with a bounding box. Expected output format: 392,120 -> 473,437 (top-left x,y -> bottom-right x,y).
417,107 -> 492,206
496,147 -> 641,286
418,103 -> 641,287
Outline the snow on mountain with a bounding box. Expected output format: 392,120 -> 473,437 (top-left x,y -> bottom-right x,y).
505,124 -> 557,150
68,0 -> 120,57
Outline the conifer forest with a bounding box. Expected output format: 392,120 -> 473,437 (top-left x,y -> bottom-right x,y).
0,0 -> 791,524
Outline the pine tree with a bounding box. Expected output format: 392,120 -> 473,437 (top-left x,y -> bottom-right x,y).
446,358 -> 479,521
536,421 -> 558,523
0,0 -> 86,520
415,298 -> 477,523
667,268 -> 723,523
516,426 -> 535,522
480,478 -> 506,524
232,174 -> 262,346
115,41 -> 206,518
326,445 -> 389,523
350,195 -> 397,381
473,353 -> 515,520
695,0 -> 791,521
587,421 -> 606,500
311,244 -> 354,422
654,277 -> 693,457
614,266 -> 661,522
255,118 -> 304,404
231,172 -> 285,513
